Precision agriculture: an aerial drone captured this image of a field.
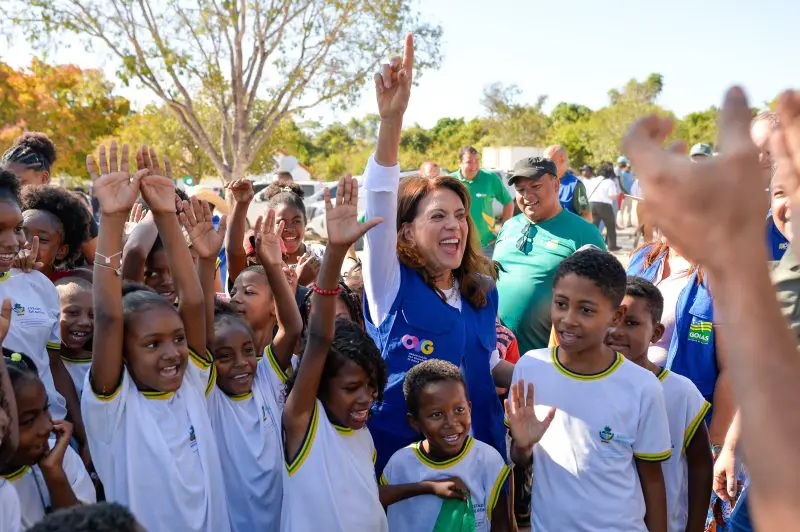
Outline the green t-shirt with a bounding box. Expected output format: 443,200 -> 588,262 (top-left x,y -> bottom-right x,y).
451,169 -> 513,247
494,211 -> 606,353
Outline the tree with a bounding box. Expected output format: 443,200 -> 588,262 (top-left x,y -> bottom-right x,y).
0,59 -> 130,177
550,102 -> 592,125
16,0 -> 442,182
480,82 -> 549,147
673,107 -> 718,149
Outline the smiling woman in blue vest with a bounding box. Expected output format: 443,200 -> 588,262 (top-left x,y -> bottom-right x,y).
627,238 -> 734,448
361,36 -> 507,474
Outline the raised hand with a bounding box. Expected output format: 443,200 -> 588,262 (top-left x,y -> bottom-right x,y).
375,34 -> 414,122
38,419 -> 72,474
88,142 -> 147,216
136,145 -> 173,180
622,87 -> 763,270
179,197 -> 227,260
141,174 -> 177,215
254,209 -> 284,267
324,174 -> 382,248
425,477 -> 469,501
504,380 -> 556,451
13,235 -> 44,273
227,179 -> 255,204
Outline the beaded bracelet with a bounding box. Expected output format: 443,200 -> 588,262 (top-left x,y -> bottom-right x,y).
310,283 -> 343,296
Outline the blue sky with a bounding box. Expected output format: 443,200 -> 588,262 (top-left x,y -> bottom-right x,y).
2,0 -> 798,128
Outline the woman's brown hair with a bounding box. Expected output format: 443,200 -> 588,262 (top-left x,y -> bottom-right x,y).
396,175 -> 494,308
634,238 -> 704,283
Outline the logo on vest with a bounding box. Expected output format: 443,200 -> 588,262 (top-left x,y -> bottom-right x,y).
688,321 -> 712,344
401,334 -> 434,364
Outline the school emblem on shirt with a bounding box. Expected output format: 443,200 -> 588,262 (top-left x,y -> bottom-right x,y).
688,321 -> 712,344
599,426 -> 615,443
12,304 -> 24,317
189,425 -> 198,450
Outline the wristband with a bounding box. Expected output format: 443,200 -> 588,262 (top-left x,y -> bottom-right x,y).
310,283 -> 342,296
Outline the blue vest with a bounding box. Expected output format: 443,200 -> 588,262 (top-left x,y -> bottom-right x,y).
212,215 -> 228,289
365,264 -> 506,473
558,171 -> 580,214
766,214 -> 789,261
628,246 -> 717,424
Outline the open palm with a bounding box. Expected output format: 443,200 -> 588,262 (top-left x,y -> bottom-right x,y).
88,142 -> 144,215
504,380 -> 556,450
255,209 -> 284,266
180,197 -> 226,260
325,174 -> 382,248
141,174 -> 178,214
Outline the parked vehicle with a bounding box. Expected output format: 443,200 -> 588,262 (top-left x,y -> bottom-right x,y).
246,179 -> 325,229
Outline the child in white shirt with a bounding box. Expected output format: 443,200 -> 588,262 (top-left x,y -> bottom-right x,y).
0,352 -> 95,529
81,143 -> 229,532
607,277 -> 713,532
508,249 -> 672,532
380,359 -> 511,531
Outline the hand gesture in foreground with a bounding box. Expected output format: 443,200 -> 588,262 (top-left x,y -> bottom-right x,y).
88,142 -> 147,216
324,174 -> 382,249
504,380 -> 556,451
622,88 -> 763,271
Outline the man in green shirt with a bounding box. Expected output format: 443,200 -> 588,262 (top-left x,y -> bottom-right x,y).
494,156 -> 606,354
451,146 -> 514,256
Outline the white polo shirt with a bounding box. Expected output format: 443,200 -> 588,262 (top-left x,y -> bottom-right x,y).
512,347 -> 672,532
0,270 -> 66,420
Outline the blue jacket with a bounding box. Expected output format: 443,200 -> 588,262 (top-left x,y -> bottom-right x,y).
628,246 -> 717,423
365,264 -> 506,474
767,214 -> 789,261
559,171 -> 581,214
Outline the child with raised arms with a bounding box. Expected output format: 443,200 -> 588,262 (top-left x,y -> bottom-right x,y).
508,248 -> 671,532
379,359 -> 511,531
81,142 -> 229,532
183,195 -> 301,532
54,278 -> 93,398
606,277 -> 713,532
280,174 -> 386,532
0,351 -> 95,529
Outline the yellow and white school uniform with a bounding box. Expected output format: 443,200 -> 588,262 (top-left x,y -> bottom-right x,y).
380,436 -> 510,532
2,439 -> 96,528
511,347 -> 672,532
0,478 -> 21,532
656,369 -> 711,532
60,352 -> 92,398
0,270 -> 67,420
208,358 -> 283,532
81,349 -> 230,532
280,399 -> 387,532
260,345 -> 299,410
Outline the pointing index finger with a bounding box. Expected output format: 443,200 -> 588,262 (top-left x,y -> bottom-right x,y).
402,33 -> 414,81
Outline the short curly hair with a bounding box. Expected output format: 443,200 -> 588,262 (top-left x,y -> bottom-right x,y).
21,185 -> 90,267
553,248 -> 627,307
27,502 -> 139,532
403,359 -> 466,418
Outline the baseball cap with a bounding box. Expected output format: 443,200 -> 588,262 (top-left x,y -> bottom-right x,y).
616,156 -> 630,165
507,157 -> 557,185
580,164 -> 594,173
690,143 -> 713,157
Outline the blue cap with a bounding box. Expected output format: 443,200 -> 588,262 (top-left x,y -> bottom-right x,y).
616,156 -> 629,165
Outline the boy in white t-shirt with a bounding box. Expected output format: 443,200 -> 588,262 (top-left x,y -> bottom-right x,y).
379,359 -> 511,532
509,249 -> 671,532
607,277 -> 713,532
